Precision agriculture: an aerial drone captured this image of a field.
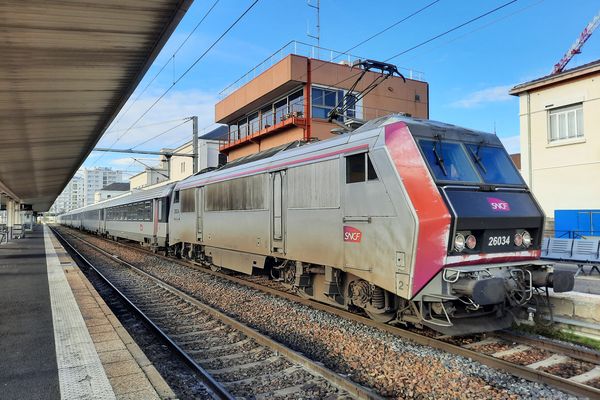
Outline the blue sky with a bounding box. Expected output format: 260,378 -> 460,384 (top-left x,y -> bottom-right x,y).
85,0 -> 600,177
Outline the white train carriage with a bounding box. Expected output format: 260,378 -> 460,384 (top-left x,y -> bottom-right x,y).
59,183 -> 174,250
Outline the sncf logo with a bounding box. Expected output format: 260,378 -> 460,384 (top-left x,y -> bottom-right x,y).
487,197 -> 510,212
343,226 -> 362,243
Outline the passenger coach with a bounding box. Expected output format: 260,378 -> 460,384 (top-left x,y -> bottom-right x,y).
58,183 -> 173,250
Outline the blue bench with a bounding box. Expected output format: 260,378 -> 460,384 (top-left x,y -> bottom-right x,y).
542,238 -> 600,276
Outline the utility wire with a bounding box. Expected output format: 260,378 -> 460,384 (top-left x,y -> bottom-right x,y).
108,0 -> 260,154
400,0 -> 544,63
277,0 -> 442,86
103,0 -> 221,138
100,118 -> 189,135
310,0 -> 521,102
385,0 -> 518,61
131,118 -> 192,149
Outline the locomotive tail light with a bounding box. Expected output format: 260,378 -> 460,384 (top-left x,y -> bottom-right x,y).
522,230 -> 532,248
465,234 -> 477,250
454,233 -> 466,252
514,233 -> 523,247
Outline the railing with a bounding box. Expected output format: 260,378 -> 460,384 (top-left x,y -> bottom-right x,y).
552,230 -> 598,240
219,40 -> 425,98
219,99 -> 423,151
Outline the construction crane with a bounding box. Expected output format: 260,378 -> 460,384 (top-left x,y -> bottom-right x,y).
552,11 -> 600,74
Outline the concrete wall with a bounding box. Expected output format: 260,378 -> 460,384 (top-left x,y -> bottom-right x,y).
517,73 -> 600,216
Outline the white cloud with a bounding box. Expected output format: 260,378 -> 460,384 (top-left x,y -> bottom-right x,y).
451,85 -> 513,108
95,88 -> 220,151
499,135 -> 520,154
110,157 -> 137,166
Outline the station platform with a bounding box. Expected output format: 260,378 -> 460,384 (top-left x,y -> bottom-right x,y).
0,224 -> 174,400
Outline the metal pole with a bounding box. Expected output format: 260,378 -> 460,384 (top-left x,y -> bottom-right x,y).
166,155 -> 172,181
192,116 -> 199,174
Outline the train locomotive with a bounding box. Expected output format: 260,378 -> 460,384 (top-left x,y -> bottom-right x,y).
59,115 -> 574,335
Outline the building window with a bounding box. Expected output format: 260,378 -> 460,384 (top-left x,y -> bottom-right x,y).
289,90 -> 304,115
549,103 -> 583,142
181,162 -> 185,173
261,105 -> 274,129
345,153 -> 378,183
312,86 -> 358,120
248,112 -> 259,135
274,98 -> 287,123
238,118 -> 248,139
229,124 -> 238,142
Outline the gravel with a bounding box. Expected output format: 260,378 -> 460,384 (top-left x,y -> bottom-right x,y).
63,228 -> 583,400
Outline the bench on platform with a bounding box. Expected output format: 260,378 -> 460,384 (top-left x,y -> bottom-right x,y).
542,237 -> 600,276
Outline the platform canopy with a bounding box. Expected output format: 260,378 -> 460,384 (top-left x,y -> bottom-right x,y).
0,0 -> 193,211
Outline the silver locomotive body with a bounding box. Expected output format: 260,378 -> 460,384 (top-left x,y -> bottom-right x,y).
168,115 -> 573,335
59,115 -> 574,335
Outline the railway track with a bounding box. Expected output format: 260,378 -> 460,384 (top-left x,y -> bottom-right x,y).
52,226 -> 382,400
54,226 -> 600,399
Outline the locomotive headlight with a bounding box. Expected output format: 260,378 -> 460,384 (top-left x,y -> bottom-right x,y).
522,230 -> 532,248
454,233 -> 466,252
465,234 -> 477,250
514,233 -> 523,247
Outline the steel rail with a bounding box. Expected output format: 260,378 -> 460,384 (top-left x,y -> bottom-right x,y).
56,226 -> 600,399
53,226 -> 384,400
50,227 -> 235,400
494,331 -> 600,365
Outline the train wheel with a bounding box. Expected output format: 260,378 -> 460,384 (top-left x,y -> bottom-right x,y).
365,310 -> 396,323
349,279 -> 397,323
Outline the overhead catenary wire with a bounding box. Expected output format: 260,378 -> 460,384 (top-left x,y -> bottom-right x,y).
399,0 -> 544,64
110,0 -> 260,153
90,0 -> 222,168
307,0 -> 522,107
293,0 -> 442,85
385,0 -> 519,61
102,0 -> 221,138
131,118 -> 192,150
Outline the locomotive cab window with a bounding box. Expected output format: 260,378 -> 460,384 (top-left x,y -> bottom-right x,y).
418,139 -> 480,183
346,153 -> 378,183
173,190 -> 180,204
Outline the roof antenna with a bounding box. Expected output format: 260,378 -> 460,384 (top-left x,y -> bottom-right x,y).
307,0 -> 320,58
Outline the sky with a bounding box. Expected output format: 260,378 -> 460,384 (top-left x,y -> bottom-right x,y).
83,0 -> 600,178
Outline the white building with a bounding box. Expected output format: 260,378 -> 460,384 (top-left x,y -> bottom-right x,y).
49,175 -> 84,214
509,60 -> 600,217
83,167 -> 124,206
93,182 -> 130,203
128,128 -> 224,189
129,157 -> 170,189
170,134 -> 223,182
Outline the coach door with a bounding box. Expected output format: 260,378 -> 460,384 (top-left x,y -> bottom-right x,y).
196,187 -> 203,242
271,171 -> 285,253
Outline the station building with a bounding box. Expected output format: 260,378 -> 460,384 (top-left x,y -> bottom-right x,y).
509,60 -> 600,227
216,42 -> 429,160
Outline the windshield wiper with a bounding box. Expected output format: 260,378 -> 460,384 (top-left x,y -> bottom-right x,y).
432,137 -> 448,176
469,141 -> 487,174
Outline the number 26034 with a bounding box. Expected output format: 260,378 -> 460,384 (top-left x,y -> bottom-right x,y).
488,235 -> 510,246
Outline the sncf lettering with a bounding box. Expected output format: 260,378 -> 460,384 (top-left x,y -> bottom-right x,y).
343,226 -> 362,243
486,197 -> 510,212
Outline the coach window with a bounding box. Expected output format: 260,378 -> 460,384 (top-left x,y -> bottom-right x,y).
346,153 -> 378,183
